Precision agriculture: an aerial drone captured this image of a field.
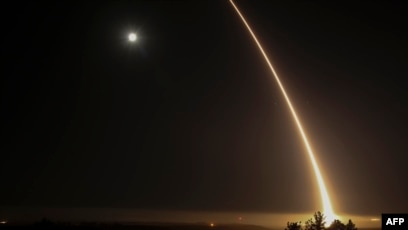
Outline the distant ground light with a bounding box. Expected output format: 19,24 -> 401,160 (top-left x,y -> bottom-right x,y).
0,220 -> 7,224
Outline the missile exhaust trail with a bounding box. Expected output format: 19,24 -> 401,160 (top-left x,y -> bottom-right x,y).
229,0 -> 337,222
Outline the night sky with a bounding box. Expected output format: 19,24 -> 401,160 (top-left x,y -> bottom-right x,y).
1,0 -> 407,225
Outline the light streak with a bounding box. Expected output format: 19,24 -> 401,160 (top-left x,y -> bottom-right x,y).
229,0 -> 337,223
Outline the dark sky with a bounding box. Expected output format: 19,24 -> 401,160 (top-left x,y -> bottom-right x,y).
1,0 -> 407,221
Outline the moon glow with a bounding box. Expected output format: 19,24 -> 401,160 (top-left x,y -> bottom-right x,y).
128,33 -> 137,42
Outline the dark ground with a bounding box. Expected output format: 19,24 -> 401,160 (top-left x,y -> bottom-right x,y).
0,221 -> 269,230
0,221 -> 381,230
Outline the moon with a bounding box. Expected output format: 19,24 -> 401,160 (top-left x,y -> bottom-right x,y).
128,33 -> 137,42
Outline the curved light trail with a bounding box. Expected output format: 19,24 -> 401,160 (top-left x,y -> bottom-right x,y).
229,0 -> 337,223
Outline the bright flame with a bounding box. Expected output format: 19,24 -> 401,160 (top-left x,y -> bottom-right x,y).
229,0 -> 337,224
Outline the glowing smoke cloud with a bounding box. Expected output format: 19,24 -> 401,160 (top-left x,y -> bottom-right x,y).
229,0 -> 337,223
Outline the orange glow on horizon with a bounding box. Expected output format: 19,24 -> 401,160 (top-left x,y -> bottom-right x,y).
229,0 -> 337,224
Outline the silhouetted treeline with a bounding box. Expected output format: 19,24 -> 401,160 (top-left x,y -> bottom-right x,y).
0,213 -> 362,230
285,211 -> 357,230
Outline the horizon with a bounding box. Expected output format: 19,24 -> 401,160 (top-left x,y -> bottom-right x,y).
0,207 -> 381,228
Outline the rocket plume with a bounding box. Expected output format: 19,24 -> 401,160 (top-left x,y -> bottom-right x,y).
229,0 -> 337,223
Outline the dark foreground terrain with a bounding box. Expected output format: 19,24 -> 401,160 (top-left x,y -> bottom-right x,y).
0,221 -> 272,230
0,221 -> 381,230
